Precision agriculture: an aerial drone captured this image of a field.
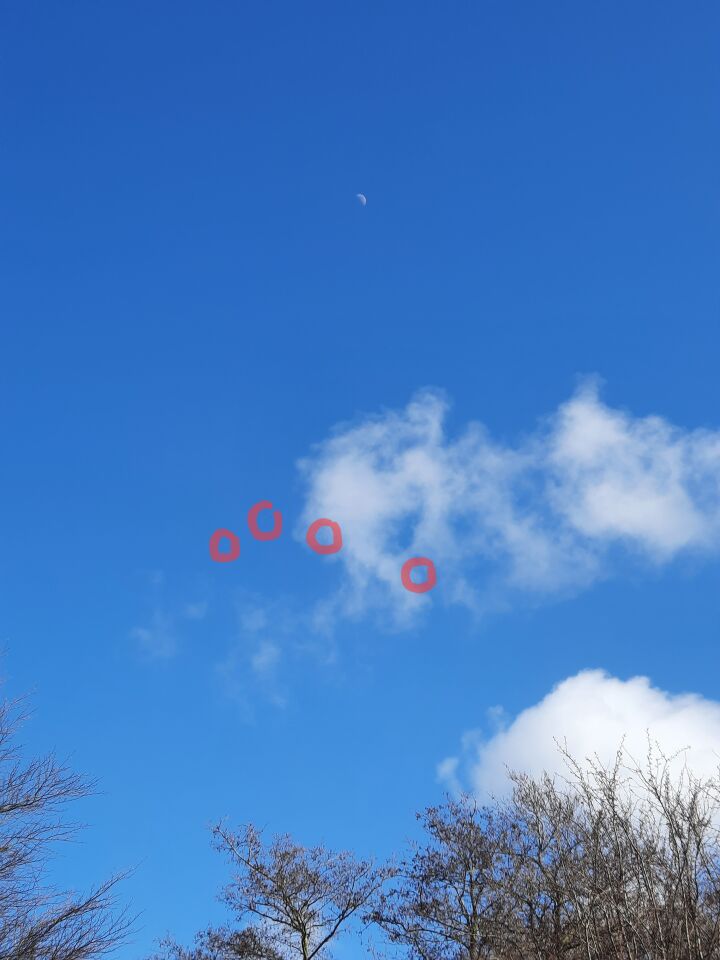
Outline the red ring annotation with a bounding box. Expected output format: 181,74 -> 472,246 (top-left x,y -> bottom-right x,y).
209,501 -> 436,593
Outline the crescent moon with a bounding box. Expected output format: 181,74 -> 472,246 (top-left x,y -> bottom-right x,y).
356,193 -> 367,206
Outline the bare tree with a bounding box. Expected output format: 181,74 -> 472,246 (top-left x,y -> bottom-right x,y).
157,823 -> 390,960
155,744 -> 720,960
0,696 -> 130,960
152,926 -> 284,960
550,742 -> 720,960
216,823 -> 392,960
501,742 -> 720,960
501,770 -> 590,960
371,745 -> 720,960
370,797 -> 516,960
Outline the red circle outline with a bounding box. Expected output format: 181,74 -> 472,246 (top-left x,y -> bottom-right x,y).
248,500 -> 283,541
401,557 -> 437,593
209,528 -> 241,562
306,518 -> 343,555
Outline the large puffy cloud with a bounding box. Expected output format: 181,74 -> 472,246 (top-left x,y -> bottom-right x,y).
297,383 -> 720,627
438,670 -> 720,798
547,387 -> 720,556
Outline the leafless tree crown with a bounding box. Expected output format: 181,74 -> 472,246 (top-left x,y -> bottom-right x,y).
156,822 -> 390,960
0,698 -> 130,960
155,744 -> 720,960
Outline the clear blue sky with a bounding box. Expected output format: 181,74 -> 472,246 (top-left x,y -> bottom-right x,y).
1,2 -> 719,957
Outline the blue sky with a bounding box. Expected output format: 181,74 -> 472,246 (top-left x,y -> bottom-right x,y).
1,2 -> 720,956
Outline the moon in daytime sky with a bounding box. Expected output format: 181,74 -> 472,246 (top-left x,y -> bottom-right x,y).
356,193 -> 367,206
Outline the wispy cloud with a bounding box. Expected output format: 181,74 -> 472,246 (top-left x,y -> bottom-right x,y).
183,601 -> 208,621
215,646 -> 286,714
213,596 -> 292,714
130,573 -> 209,660
251,640 -> 281,675
240,606 -> 269,633
130,609 -> 178,660
298,382 -> 720,628
439,670 -> 720,798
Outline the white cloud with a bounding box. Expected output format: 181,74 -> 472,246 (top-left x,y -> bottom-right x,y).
297,383 -> 720,627
546,384 -> 720,557
214,645 -> 256,720
251,640 -> 281,675
240,606 -> 269,633
131,580 -> 208,660
183,601 -> 208,621
439,670 -> 720,798
130,609 -> 177,660
215,638 -> 286,714
212,597 -> 295,714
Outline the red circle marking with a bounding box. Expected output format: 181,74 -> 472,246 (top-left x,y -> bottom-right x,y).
306,518 -> 343,555
209,528 -> 241,562
248,500 -> 283,541
401,557 -> 437,593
